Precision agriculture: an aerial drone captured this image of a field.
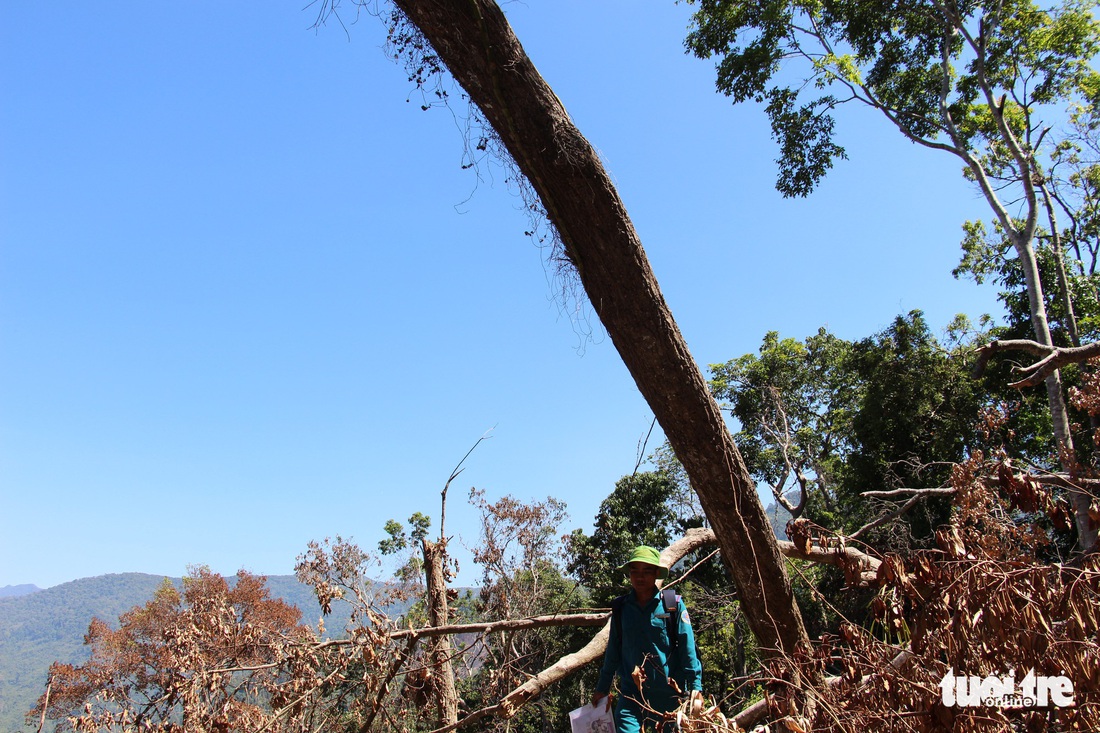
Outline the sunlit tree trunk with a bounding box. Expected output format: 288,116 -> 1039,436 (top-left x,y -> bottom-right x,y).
422,537 -> 458,727
1009,230 -> 1097,551
390,0 -> 810,659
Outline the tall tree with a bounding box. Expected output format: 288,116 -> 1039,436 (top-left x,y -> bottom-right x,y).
566,471 -> 679,602
685,0 -> 1100,550
365,0 -> 811,663
712,312 -> 985,548
710,327 -> 857,526
843,312 -> 983,542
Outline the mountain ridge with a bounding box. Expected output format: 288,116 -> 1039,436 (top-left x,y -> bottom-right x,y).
0,587 -> 40,600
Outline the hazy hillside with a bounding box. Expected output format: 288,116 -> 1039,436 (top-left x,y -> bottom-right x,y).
0,572 -> 347,733
0,587 -> 39,600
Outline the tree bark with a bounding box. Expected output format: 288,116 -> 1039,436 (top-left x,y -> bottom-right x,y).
422,537 -> 459,728
391,0 -> 809,661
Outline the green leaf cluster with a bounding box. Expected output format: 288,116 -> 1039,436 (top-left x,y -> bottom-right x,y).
685,0 -> 1100,195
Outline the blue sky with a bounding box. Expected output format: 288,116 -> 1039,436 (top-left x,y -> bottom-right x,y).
1,1 -> 1000,590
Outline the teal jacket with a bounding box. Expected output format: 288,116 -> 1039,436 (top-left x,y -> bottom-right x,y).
596,589 -> 702,700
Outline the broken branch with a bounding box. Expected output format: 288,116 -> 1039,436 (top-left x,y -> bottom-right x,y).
975,338 -> 1100,387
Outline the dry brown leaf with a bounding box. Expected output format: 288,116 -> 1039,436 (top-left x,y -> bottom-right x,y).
631,664 -> 646,692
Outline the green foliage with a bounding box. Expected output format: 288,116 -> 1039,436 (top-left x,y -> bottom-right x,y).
377,512 -> 434,584
710,327 -> 857,529
955,218 -> 1100,344
377,512 -> 432,555
685,0 -> 1100,195
649,443 -> 708,530
711,312 -> 983,547
1051,109 -> 1100,276
953,211 -> 1100,464
677,578 -> 758,708
843,313 -> 983,544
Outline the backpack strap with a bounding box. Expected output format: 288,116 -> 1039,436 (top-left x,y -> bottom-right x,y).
660,588 -> 681,658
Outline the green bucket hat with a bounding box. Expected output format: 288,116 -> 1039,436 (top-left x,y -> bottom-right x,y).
619,545 -> 669,579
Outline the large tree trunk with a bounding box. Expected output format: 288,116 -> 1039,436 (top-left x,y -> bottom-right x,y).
422,538 -> 459,727
391,0 -> 809,658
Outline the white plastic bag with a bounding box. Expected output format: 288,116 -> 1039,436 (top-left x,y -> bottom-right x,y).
568,702 -> 615,733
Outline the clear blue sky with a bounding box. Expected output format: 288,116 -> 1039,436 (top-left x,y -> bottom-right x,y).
1,1 -> 1001,590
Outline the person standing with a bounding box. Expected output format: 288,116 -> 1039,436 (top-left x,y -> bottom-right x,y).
592,546 -> 703,733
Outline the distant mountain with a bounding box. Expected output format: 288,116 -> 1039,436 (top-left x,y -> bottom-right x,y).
0,572 -> 350,733
764,497 -> 794,541
0,573 -> 171,732
0,587 -> 39,600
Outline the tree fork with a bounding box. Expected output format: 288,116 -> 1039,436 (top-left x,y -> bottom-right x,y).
389,0 -> 809,659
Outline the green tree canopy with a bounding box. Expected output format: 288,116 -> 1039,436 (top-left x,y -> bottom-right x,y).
685,0 -> 1100,197
687,0 -> 1100,550
711,312 -> 983,547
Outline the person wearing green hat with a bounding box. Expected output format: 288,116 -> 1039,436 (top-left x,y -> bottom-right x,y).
591,545 -> 703,732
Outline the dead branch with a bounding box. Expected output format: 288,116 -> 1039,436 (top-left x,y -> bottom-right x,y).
776,539 -> 881,584
660,526 -> 722,569
760,386 -> 808,518
496,624 -> 612,720
975,338 -> 1100,387
36,675 -> 51,733
665,548 -> 721,591
389,612 -> 609,640
861,487 -> 956,499
862,473 -> 1098,501
1027,473 -> 1100,495
441,428 -> 493,540
851,487 -> 956,541
729,649 -> 914,729
359,636 -> 419,733
426,703 -> 506,733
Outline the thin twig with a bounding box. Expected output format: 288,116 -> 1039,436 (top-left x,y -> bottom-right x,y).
632,416 -> 658,477
441,427 -> 494,539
